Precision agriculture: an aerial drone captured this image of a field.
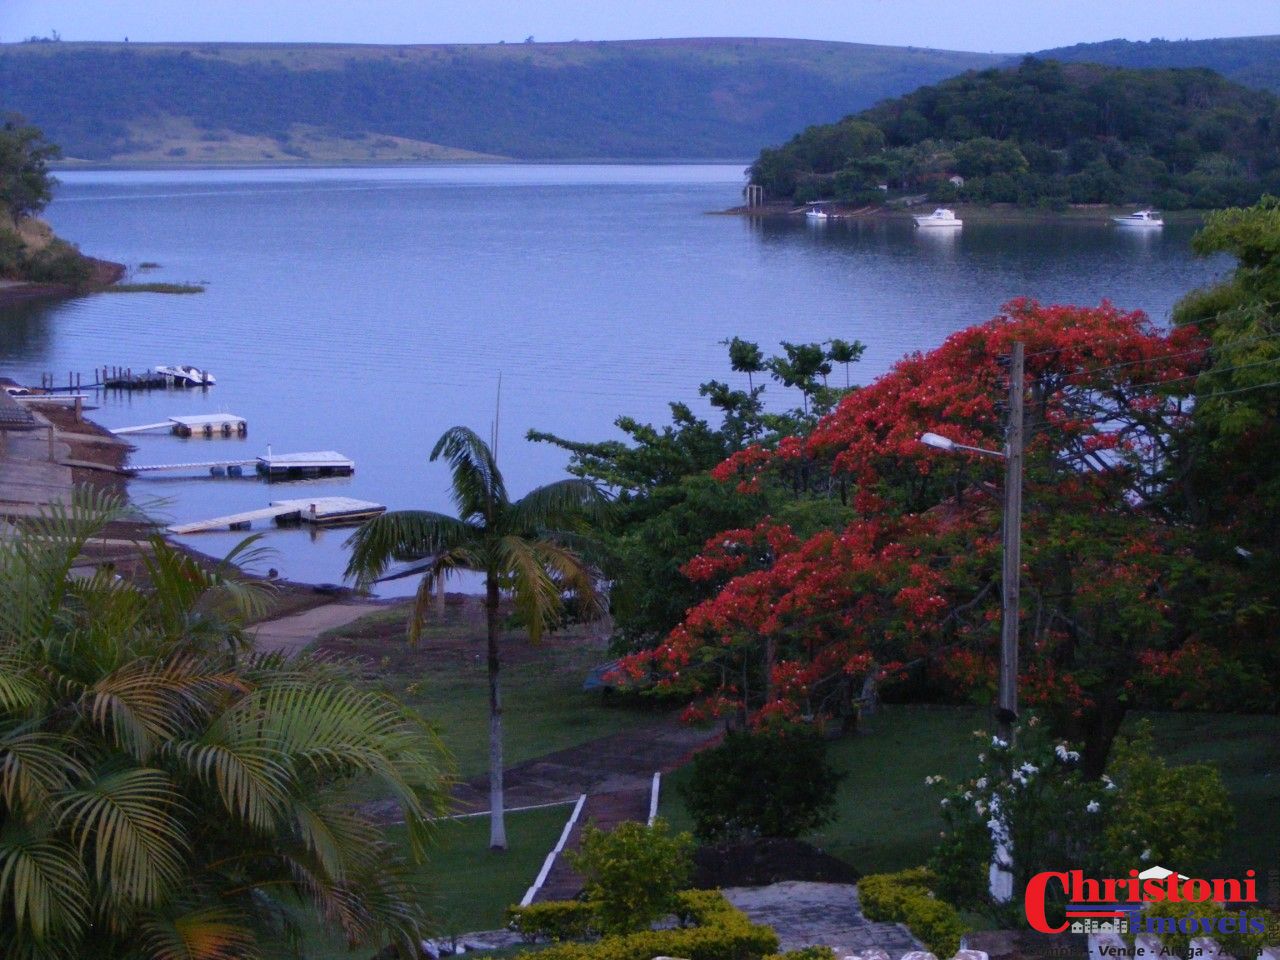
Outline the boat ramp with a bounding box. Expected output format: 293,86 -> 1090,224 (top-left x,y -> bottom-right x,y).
168,497 -> 386,534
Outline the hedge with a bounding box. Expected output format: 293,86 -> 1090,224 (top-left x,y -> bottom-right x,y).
517,890 -> 779,960
506,901 -> 601,943
858,868 -> 966,957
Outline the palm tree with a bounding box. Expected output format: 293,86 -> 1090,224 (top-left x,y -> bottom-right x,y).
345,426 -> 605,850
0,491 -> 451,960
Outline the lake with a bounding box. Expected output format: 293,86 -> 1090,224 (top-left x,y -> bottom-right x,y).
0,165 -> 1230,591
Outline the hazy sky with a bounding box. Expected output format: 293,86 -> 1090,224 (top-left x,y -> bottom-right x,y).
4,0 -> 1280,53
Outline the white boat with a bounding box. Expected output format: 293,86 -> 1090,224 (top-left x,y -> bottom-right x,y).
913,208 -> 963,228
154,364 -> 216,387
1112,209 -> 1163,227
805,203 -> 833,220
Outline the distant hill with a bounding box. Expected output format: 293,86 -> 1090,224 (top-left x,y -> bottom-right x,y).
749,58 -> 1280,209
1035,35 -> 1280,94
0,38 -> 1003,164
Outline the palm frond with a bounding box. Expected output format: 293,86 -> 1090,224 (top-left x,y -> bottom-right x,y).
406,547 -> 479,644
495,535 -> 564,643
139,907 -> 258,960
168,738 -> 291,831
533,540 -> 606,624
0,729 -> 85,812
54,768 -> 189,907
0,831 -> 90,942
430,426 -> 508,521
343,510 -> 477,588
507,478 -> 607,533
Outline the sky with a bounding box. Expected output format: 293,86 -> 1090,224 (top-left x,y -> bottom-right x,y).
3,0 -> 1280,53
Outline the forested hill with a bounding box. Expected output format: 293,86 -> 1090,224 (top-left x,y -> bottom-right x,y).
0,38 -> 1002,163
1036,35 -> 1280,94
750,58 -> 1280,209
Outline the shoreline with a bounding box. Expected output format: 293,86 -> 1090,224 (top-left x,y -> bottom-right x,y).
0,257 -> 126,310
718,201 -> 1208,224
51,157 -> 753,172
0,395 -> 364,624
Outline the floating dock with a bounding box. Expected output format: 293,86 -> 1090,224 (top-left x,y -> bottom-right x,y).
168,497 -> 385,534
255,450 -> 354,481
112,414 -> 247,438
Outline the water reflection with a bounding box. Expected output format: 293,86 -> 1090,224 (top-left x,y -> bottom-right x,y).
0,167 -> 1230,590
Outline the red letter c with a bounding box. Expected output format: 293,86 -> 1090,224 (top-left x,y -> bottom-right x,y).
1025,871 -> 1069,934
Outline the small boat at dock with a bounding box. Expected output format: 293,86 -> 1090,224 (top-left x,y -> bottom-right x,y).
154,364 -> 216,387
913,208 -> 962,229
1112,209 -> 1163,227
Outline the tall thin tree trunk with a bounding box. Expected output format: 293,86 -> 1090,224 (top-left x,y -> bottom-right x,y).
486,573 -> 507,850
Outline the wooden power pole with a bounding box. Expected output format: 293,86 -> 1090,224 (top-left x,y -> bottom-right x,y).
997,342 -> 1025,743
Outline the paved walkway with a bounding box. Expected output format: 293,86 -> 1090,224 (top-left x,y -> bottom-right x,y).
722,882 -> 922,956
249,601 -> 383,654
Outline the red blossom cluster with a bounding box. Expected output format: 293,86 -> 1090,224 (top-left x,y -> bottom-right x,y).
620,301 -> 1216,735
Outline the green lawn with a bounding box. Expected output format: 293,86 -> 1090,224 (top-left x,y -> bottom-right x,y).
302,804 -> 572,958
658,704 -> 982,874
660,705 -> 1280,877
313,604 -> 659,782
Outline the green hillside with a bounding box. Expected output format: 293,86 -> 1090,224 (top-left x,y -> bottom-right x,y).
750,58 -> 1280,209
0,38 -> 1003,163
1036,35 -> 1280,94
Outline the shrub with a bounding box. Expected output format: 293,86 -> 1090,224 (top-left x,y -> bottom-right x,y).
1098,722 -> 1233,874
524,890 -> 779,960
679,728 -> 843,842
858,868 -> 966,958
507,901 -> 600,943
569,818 -> 694,934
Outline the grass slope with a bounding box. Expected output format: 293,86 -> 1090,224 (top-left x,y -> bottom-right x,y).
0,38 -> 1002,162
300,805 -> 573,957
311,600 -> 652,781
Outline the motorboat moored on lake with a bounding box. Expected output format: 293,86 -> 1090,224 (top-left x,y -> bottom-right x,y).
154,364 -> 216,387
1112,209 -> 1164,227
913,208 -> 963,228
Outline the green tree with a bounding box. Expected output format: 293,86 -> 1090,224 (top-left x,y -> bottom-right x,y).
344,426 -> 604,850
826,337 -> 866,388
0,493 -> 451,959
0,116 -> 59,223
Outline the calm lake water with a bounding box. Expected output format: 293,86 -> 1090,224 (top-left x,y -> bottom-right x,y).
0,165 -> 1230,591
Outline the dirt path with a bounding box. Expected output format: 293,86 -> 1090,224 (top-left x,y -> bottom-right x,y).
250,601 -> 384,654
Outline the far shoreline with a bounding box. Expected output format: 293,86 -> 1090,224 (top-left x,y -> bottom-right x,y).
717,201 -> 1209,225
51,157 -> 755,172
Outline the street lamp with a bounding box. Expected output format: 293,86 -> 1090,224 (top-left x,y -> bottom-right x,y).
919,342 -> 1025,904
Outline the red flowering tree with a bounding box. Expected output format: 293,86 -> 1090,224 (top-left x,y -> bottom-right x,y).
620,299 -> 1243,775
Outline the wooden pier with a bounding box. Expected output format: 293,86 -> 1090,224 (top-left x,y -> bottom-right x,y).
168,497 -> 385,534
112,414 -> 247,437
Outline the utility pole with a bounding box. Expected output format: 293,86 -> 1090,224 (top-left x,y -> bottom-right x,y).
998,341 -> 1024,743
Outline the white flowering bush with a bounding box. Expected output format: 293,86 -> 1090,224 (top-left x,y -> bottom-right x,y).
927,718 -> 1113,920
927,717 -> 1234,922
